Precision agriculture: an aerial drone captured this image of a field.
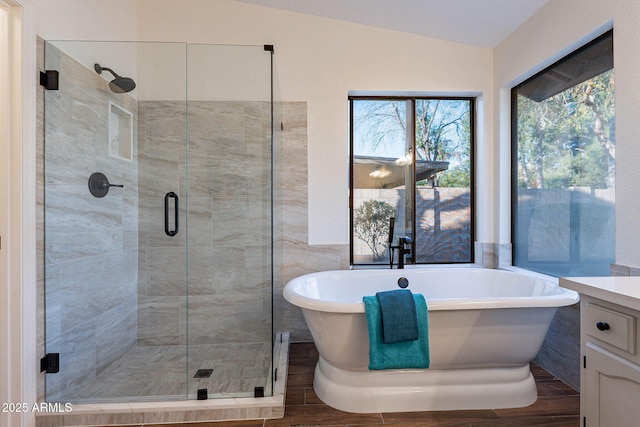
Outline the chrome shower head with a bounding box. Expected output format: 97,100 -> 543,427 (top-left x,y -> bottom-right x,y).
94,63 -> 136,94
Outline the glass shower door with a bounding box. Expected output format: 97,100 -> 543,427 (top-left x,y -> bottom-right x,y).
184,44 -> 274,398
43,40 -> 189,402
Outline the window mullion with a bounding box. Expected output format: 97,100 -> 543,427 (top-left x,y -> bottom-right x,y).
406,99 -> 416,264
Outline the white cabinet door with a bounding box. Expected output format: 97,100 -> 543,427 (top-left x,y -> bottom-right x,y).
586,342 -> 640,427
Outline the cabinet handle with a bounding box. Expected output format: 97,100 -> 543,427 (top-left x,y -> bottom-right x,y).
596,321 -> 610,331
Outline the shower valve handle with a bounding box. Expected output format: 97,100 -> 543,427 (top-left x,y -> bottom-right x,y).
88,172 -> 123,198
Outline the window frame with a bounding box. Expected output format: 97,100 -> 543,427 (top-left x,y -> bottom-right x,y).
349,95 -> 476,267
510,29 -> 614,277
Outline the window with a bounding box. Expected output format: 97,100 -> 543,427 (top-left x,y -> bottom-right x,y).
512,30 -> 614,277
349,96 -> 474,266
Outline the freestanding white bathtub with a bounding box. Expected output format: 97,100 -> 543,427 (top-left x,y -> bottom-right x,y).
283,268 -> 579,413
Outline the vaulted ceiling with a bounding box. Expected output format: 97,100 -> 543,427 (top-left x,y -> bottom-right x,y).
235,0 -> 549,48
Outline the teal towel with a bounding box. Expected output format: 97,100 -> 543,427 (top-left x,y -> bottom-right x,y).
363,293 -> 430,370
376,289 -> 418,343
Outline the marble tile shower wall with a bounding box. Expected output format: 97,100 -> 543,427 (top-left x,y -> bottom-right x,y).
137,100 -> 273,346
138,99 -> 350,346
272,103 -> 350,341
40,43 -> 139,401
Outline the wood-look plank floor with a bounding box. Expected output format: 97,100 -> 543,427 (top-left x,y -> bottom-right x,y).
137,342 -> 581,427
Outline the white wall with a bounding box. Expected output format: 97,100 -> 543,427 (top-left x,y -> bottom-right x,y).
3,2 -> 37,426
610,0 -> 640,268
495,0 -> 640,268
34,0 -> 137,41
35,0 -> 495,245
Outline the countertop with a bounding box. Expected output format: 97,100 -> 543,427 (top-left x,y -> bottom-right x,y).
560,276 -> 640,310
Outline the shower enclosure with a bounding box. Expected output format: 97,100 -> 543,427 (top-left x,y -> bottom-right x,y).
42,40 -> 274,402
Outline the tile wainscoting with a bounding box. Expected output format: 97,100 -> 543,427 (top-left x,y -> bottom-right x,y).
611,262 -> 640,276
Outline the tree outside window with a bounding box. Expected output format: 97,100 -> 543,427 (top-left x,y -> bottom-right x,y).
512,30 -> 614,277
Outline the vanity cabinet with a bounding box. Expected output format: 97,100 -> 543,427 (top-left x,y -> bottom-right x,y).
561,277 -> 640,427
585,341 -> 640,426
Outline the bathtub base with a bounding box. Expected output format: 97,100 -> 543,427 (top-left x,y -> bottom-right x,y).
314,356 -> 537,413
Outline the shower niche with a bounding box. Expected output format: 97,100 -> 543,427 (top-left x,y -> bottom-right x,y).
109,101 -> 133,161
41,40 -> 275,405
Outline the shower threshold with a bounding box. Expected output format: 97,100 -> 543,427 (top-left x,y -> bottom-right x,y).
35,332 -> 289,427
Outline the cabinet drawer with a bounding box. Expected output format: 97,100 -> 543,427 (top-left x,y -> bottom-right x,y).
585,303 -> 636,354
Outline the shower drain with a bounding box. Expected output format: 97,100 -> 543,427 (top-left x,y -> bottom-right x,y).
193,369 -> 213,378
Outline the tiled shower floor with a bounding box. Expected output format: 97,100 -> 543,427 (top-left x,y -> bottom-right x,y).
65,342 -> 273,402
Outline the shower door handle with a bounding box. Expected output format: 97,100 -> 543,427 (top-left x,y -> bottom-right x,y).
164,192 -> 179,236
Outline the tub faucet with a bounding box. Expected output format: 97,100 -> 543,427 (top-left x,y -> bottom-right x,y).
390,236 -> 412,269
397,237 -> 412,269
